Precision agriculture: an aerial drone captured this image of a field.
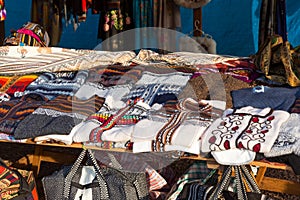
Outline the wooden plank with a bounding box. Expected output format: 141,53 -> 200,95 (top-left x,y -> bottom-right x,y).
31,145 -> 42,177
181,155 -> 290,171
260,177 -> 300,196
255,166 -> 267,185
41,150 -> 78,165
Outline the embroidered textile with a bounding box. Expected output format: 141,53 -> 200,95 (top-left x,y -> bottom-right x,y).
265,113 -> 300,157
72,98 -> 149,143
0,46 -> 136,75
201,106 -> 290,153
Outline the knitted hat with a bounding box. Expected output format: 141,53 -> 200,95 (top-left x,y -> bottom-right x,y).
4,22 -> 50,47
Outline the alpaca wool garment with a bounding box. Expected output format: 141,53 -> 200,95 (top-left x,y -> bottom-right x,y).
86,65 -> 142,87
132,98 -> 224,154
122,71 -> 192,106
264,113 -> 300,157
0,93 -> 48,134
13,95 -> 105,139
201,106 -> 290,153
82,99 -> 150,143
24,71 -> 88,100
231,86 -> 300,111
289,98 -> 300,113
75,82 -> 132,109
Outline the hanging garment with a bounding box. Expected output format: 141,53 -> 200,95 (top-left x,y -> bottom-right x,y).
258,0 -> 287,48
0,0 -> 5,44
0,0 -> 6,21
173,0 -> 211,9
133,0 -> 153,28
31,0 -> 63,46
97,0 -> 133,50
179,31 -> 217,54
253,35 -> 300,87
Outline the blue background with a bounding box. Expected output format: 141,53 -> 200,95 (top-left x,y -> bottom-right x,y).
4,0 -> 300,56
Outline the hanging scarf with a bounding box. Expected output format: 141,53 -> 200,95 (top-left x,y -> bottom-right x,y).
0,0 -> 6,21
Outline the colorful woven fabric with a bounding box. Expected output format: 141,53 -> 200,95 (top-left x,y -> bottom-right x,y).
13,95 -> 105,139
167,161 -> 214,200
0,166 -> 20,199
86,65 -> 143,86
0,75 -> 38,99
0,93 -> 48,134
4,22 -> 49,47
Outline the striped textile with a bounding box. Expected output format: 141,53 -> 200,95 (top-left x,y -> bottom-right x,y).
290,98 -> 300,113
24,71 -> 88,100
13,95 -> 105,139
0,74 -> 38,99
167,161 -> 214,200
0,93 -> 48,134
0,46 -> 136,75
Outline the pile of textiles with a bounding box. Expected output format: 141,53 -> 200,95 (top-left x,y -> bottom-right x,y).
0,46 -> 300,174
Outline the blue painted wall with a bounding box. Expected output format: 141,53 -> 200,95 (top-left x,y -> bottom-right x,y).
201,0 -> 300,56
4,0 -> 300,56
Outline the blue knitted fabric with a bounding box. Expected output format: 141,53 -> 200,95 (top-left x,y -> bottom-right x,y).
231,86 -> 300,111
24,71 -> 88,100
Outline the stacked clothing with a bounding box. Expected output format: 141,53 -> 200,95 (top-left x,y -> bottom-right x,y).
201,106 -> 290,165
132,98 -> 225,154
13,95 -> 105,139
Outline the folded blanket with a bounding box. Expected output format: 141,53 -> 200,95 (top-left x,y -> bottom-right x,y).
0,74 -> 38,99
